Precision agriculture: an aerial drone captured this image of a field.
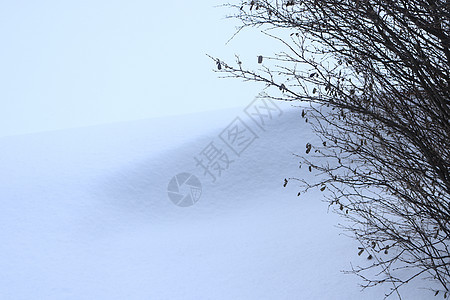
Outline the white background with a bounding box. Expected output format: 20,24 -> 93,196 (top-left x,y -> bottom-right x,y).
0,0 -> 283,137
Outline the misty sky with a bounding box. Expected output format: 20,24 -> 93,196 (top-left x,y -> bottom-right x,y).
0,0 -> 284,137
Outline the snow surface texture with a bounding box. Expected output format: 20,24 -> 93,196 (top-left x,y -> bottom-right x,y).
0,103 -> 434,299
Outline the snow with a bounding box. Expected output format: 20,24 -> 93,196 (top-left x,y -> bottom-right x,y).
0,103 -> 435,299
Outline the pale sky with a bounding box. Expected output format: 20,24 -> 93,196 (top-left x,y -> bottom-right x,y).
0,0 -> 283,137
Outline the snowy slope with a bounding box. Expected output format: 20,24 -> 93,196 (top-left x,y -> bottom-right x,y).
0,104 -> 434,299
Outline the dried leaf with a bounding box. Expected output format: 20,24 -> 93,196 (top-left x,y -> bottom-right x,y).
306,143 -> 312,154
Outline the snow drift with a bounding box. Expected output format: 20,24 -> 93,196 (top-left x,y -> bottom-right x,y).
0,103 -> 433,299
